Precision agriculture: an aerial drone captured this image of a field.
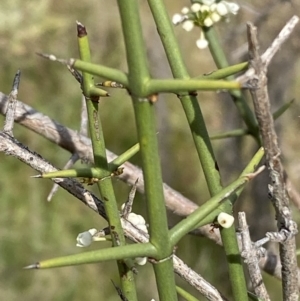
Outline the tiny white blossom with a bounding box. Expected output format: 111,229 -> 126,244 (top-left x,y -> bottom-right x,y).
76,228 -> 97,247
196,31 -> 209,49
182,20 -> 194,32
211,12 -> 221,22
202,0 -> 215,5
217,212 -> 234,228
172,14 -> 184,25
203,17 -> 213,27
200,5 -> 210,12
181,7 -> 190,14
191,3 -> 201,12
224,1 -> 240,15
210,3 -> 217,11
216,2 -> 229,16
135,257 -> 147,266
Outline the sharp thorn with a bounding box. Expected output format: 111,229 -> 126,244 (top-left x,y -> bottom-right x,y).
23,262 -> 40,269
31,174 -> 42,178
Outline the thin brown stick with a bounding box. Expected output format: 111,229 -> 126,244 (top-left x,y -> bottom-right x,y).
3,70 -> 21,136
237,16 -> 299,85
238,212 -> 270,301
247,22 -> 299,301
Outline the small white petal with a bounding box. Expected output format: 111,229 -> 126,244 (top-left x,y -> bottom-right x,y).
200,5 -> 210,12
216,2 -> 228,16
181,7 -> 190,14
217,212 -> 234,228
182,20 -> 194,32
191,3 -> 201,12
203,17 -> 213,27
121,203 -> 125,210
135,257 -> 147,266
76,231 -> 93,247
211,12 -> 221,22
172,14 -> 183,25
202,0 -> 215,5
92,236 -> 107,242
88,228 -> 98,236
210,3 -> 217,11
224,2 -> 240,15
196,38 -> 209,49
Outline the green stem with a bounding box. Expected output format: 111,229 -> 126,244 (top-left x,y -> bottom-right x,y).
35,243 -> 157,269
220,227 -> 248,300
176,286 -> 200,301
117,1 -> 177,300
77,22 -> 138,301
116,0 -> 150,95
148,0 -> 222,199
73,59 -> 129,86
147,78 -> 241,94
195,62 -> 249,80
210,129 -> 249,140
108,143 -> 140,171
147,2 -> 248,298
169,173 -> 250,245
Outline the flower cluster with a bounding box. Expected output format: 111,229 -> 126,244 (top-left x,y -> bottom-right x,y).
172,0 -> 240,49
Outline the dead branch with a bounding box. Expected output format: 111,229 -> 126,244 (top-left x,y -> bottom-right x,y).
238,212 -> 270,301
247,22 -> 299,301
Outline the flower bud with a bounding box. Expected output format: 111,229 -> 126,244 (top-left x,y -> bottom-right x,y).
217,212 -> 234,228
76,228 -> 97,247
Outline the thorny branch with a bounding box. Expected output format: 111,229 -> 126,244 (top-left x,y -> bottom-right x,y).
238,212 -> 270,301
0,92 -> 296,286
0,129 -> 224,301
247,22 -> 299,301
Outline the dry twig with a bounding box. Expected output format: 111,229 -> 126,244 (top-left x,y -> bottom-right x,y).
247,21 -> 299,301
238,212 -> 270,301
3,70 -> 21,136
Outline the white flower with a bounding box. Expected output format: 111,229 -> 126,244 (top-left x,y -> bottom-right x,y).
216,2 -> 229,16
181,7 -> 189,14
211,12 -> 221,23
172,14 -> 184,25
134,257 -> 147,266
203,17 -> 213,27
76,228 -> 97,247
200,5 -> 210,12
224,1 -> 240,15
217,212 -> 234,228
210,3 -> 217,11
202,0 -> 215,5
196,31 -> 209,49
182,20 -> 194,31
191,3 -> 201,12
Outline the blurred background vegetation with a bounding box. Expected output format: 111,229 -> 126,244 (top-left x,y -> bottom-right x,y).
0,0 -> 300,300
